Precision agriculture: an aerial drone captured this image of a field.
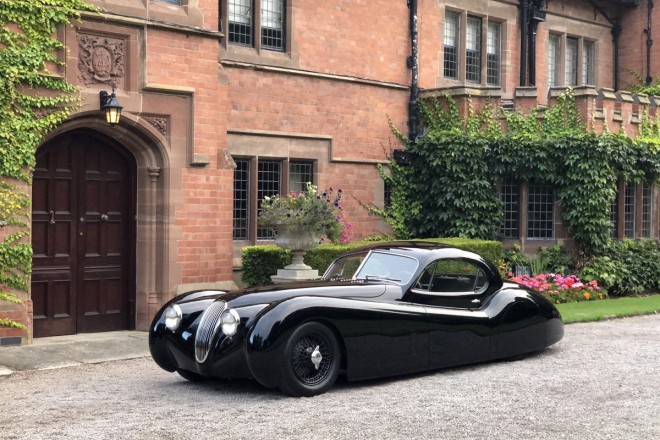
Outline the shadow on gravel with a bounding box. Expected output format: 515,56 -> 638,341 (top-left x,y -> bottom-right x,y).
152,347 -> 561,398
331,347 -> 558,394
159,375 -> 284,399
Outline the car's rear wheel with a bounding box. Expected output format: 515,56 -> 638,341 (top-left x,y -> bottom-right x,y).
279,322 -> 341,397
176,369 -> 207,382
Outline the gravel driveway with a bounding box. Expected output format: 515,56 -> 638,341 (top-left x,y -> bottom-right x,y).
1,314 -> 658,440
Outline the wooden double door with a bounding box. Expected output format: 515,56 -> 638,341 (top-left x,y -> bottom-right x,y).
31,131 -> 136,337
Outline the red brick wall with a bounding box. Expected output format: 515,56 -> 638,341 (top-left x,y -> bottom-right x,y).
618,4 -> 660,89
226,67 -> 408,239
145,29 -> 233,283
294,0 -> 410,85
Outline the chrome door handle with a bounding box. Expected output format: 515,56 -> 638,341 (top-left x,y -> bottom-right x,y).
49,210 -> 56,224
100,214 -> 109,221
471,299 -> 481,304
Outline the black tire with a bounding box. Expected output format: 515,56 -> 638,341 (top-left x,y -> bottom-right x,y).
279,322 -> 341,397
176,369 -> 207,382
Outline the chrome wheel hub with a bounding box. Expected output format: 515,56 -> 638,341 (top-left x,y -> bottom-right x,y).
310,345 -> 322,370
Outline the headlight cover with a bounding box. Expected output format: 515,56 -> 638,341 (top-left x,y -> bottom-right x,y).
221,308 -> 240,336
164,304 -> 182,331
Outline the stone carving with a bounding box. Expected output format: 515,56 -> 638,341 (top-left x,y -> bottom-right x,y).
144,116 -> 168,137
78,33 -> 125,86
147,167 -> 161,182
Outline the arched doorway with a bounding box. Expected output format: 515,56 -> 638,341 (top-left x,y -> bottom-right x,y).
31,129 -> 137,337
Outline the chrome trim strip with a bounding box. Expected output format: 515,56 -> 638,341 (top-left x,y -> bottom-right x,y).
194,301 -> 227,363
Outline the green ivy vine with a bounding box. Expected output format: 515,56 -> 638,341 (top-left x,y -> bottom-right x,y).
0,0 -> 97,329
378,89 -> 660,255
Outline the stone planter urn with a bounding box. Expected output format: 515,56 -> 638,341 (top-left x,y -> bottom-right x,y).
271,225 -> 321,283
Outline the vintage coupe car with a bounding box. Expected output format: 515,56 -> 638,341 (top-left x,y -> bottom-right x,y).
149,241 -> 564,396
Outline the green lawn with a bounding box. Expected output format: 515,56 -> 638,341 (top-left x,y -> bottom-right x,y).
556,294 -> 660,324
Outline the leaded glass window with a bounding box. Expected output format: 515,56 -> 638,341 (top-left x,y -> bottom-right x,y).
289,161 -> 313,194
229,0 -> 253,46
444,11 -> 459,79
466,16 -> 482,83
565,37 -> 578,87
582,40 -> 595,85
486,21 -> 501,86
642,182 -> 652,238
257,160 -> 281,239
261,0 -> 284,51
548,34 -> 560,87
499,179 -> 519,239
527,183 -> 554,239
624,182 -> 636,238
233,159 -> 250,240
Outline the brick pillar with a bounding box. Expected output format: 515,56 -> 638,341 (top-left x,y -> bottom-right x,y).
514,87 -> 538,114
597,88 -> 618,133
648,96 -> 660,118
572,86 -> 598,130
632,93 -> 650,136
616,91 -> 635,136
547,86 -> 568,107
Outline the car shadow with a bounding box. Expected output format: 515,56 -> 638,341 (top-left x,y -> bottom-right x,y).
331,347 -> 556,393
157,347 -> 558,398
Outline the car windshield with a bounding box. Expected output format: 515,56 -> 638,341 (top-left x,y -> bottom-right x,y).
324,251 -> 418,284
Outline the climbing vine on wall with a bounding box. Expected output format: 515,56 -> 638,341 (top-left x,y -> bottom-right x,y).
0,0 -> 97,328
378,89 -> 660,255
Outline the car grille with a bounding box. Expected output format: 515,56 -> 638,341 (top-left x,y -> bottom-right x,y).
194,300 -> 227,363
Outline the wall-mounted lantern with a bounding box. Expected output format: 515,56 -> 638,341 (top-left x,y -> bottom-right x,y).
99,88 -> 123,126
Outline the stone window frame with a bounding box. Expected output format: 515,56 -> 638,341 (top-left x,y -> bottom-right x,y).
611,180 -> 655,240
232,155 -> 315,243
220,0 -> 296,67
497,181 -> 556,241
547,31 -> 598,89
442,8 -> 506,90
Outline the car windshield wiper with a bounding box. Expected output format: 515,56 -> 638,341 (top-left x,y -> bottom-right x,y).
362,274 -> 401,282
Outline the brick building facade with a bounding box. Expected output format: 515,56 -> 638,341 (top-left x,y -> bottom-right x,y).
0,0 -> 658,344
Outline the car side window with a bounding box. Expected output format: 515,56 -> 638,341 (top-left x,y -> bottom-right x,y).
415,259 -> 489,294
324,253 -> 367,280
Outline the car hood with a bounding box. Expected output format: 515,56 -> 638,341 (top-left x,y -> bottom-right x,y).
176,280 -> 390,310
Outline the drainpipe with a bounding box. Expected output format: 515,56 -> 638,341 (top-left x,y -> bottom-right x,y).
520,0 -> 529,86
528,12 -> 539,85
407,0 -> 419,142
612,21 -> 621,92
646,0 -> 654,85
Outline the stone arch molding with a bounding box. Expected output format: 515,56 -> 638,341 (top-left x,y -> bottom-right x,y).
39,112 -> 178,330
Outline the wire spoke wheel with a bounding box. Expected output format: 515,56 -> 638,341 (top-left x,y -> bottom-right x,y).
280,322 -> 341,397
290,333 -> 333,385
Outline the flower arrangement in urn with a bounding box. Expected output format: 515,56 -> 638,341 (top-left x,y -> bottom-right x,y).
258,182 -> 349,244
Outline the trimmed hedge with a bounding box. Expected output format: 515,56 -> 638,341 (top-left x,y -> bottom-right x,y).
241,238 -> 503,287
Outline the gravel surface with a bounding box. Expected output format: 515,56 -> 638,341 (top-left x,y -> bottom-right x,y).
1,314 -> 658,440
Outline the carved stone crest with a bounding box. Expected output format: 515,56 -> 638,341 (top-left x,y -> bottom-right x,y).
78,33 -> 125,86
144,116 -> 168,137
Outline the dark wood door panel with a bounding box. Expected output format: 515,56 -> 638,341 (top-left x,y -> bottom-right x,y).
32,272 -> 75,337
32,130 -> 135,337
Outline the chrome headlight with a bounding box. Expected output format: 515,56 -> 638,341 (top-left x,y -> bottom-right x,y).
220,308 -> 240,336
164,304 -> 182,331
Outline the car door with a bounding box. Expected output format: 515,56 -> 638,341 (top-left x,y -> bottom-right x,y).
404,258 -> 497,369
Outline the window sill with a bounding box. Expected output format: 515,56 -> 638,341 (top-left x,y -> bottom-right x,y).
221,44 -> 299,70
87,0 -> 206,30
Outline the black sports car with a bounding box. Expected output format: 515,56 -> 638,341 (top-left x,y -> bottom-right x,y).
149,241 -> 564,396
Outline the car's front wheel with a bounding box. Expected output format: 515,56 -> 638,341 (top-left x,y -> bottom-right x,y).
279,322 -> 341,397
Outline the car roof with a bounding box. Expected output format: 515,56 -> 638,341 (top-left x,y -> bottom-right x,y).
347,241 -> 453,255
